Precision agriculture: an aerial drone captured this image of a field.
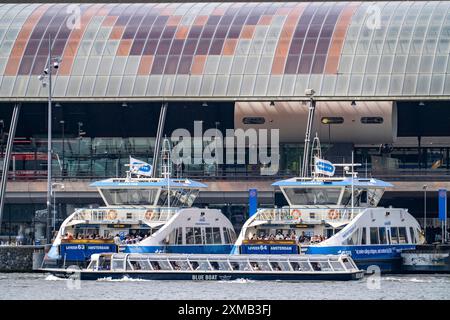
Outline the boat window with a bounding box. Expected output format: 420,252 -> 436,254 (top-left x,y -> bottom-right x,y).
186,227 -> 195,244
194,227 -> 202,244
390,227 -> 399,244
249,261 -> 272,271
149,260 -> 171,270
283,187 -> 342,206
228,228 -> 237,243
409,227 -> 416,244
342,258 -> 354,270
367,188 -> 384,207
213,227 -> 221,244
344,228 -> 359,245
205,227 -> 214,244
290,261 -> 312,271
330,261 -> 345,271
270,261 -> 291,271
176,227 -> 183,245
209,260 -> 231,271
190,260 -> 211,271
111,258 -> 125,271
87,260 -> 97,270
310,262 -> 323,271
157,188 -> 200,207
229,261 -> 251,271
318,261 -> 333,271
136,259 -> 152,270
223,227 -> 231,244
360,190 -> 368,204
370,227 -> 379,244
379,227 -> 387,244
98,256 -> 111,271
398,227 -> 407,243
361,227 -> 367,245
169,260 -> 191,271
101,188 -> 159,206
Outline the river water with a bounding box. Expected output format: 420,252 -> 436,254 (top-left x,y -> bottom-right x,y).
0,273 -> 449,300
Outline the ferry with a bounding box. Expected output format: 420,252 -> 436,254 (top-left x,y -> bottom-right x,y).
234,157 -> 424,273
47,176 -> 236,267
42,253 -> 364,281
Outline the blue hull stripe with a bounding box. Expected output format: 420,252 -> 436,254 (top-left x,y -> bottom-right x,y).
121,245 -> 233,254
305,244 -> 416,260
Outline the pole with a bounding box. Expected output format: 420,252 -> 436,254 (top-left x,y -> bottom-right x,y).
301,97 -> 316,178
351,151 -> 354,218
0,103 -> 21,229
424,185 -> 427,241
46,34 -> 53,244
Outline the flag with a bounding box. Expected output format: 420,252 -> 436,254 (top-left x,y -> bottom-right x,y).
314,157 -> 335,176
129,156 -> 152,177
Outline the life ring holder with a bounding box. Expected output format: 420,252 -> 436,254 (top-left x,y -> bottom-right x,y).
144,210 -> 155,221
107,209 -> 118,220
291,209 -> 301,220
328,209 -> 340,220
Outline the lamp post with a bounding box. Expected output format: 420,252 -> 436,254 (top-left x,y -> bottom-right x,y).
423,184 -> 427,241
60,120 -> 65,176
38,34 -> 61,244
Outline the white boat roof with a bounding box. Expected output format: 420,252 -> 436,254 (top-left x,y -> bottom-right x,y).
90,177 -> 207,189
272,177 -> 393,188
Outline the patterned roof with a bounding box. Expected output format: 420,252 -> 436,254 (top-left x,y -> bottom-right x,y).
0,2 -> 449,99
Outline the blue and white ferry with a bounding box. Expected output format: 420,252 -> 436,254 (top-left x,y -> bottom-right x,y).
235,160 -> 424,273
47,175 -> 236,266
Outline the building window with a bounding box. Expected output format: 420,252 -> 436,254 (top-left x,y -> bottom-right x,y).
321,117 -> 344,124
242,117 -> 265,125
361,117 -> 384,124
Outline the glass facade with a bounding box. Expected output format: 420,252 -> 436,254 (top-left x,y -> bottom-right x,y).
1,2 -> 450,98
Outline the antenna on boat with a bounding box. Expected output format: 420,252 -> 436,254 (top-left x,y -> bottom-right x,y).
300,89 -> 316,179
310,134 -> 322,179
161,136 -> 172,208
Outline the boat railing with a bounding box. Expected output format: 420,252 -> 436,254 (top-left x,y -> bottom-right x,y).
97,253 -> 359,273
72,207 -> 180,223
253,207 -> 364,224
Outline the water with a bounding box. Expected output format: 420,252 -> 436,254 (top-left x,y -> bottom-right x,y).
0,273 -> 449,300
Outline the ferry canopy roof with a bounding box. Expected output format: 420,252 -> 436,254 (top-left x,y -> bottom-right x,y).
272,178 -> 393,188
90,178 -> 208,189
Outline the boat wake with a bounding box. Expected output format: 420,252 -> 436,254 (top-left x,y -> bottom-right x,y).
96,276 -> 152,282
45,275 -> 66,281
218,278 -> 256,284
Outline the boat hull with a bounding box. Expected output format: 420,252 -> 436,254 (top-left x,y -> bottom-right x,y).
121,244 -> 234,254
47,270 -> 364,281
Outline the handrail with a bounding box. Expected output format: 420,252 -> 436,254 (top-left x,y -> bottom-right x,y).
252,207 -> 363,223
72,207 -> 180,223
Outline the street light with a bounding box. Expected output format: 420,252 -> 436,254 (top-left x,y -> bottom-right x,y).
38,33 -> 61,244
423,184 -> 427,242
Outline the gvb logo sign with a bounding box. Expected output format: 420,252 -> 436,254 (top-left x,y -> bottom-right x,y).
366,5 -> 381,30
66,265 -> 82,290
366,265 -> 381,290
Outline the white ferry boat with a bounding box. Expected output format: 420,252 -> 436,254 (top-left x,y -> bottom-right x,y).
43,252 -> 364,281
234,160 -> 424,273
47,176 -> 236,267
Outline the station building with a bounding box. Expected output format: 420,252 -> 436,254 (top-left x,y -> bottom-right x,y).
0,1 -> 450,239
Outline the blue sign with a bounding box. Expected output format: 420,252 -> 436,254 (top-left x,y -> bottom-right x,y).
249,188 -> 258,217
240,244 -> 298,254
60,243 -> 117,261
439,189 -> 447,222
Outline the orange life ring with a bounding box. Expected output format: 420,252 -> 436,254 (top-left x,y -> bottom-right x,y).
328,209 -> 340,220
291,209 -> 301,220
144,210 -> 154,220
107,209 -> 118,220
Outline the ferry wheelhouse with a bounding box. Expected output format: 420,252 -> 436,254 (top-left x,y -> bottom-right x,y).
235,171 -> 424,273
47,177 -> 236,267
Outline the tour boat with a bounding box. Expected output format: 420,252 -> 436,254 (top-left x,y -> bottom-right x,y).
42,252 -> 364,281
